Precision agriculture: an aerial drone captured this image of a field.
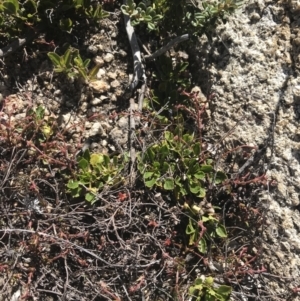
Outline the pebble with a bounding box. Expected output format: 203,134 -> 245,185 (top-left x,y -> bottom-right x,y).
91,97 -> 103,105
118,116 -> 128,129
87,45 -> 98,55
118,50 -> 127,57
94,56 -> 104,66
89,80 -> 110,93
110,80 -> 120,88
96,68 -> 106,79
103,53 -> 114,63
107,72 -> 117,79
89,122 -> 104,136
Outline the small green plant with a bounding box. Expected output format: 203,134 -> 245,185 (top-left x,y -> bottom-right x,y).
27,105 -> 54,142
137,127 -> 226,200
189,276 -> 232,301
146,0 -> 243,37
184,0 -> 243,32
121,0 -> 163,30
185,212 -> 227,254
47,47 -> 100,81
0,0 -> 109,39
67,149 -> 127,203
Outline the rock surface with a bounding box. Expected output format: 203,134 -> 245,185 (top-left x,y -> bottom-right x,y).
191,0 -> 300,297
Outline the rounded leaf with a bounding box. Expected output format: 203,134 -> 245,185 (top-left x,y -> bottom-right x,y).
163,178 -> 174,190
216,224 -> 227,238
67,180 -> 79,189
198,237 -> 207,253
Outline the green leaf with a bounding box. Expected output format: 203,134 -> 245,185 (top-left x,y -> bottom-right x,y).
24,0 -> 37,15
182,133 -> 193,143
200,165 -> 213,173
138,2 -> 147,10
159,144 -> 169,160
3,0 -> 19,15
143,15 -> 152,22
216,224 -> 227,238
152,14 -> 163,21
48,52 -> 61,68
145,177 -> 157,188
189,282 -> 204,296
202,215 -> 217,222
189,182 -> 200,194
85,192 -> 95,203
205,276 -> 214,286
67,180 -> 80,189
60,18 -> 73,33
194,171 -> 205,180
215,171 -> 227,184
35,106 -> 45,120
54,67 -> 65,73
103,155 -> 110,167
216,285 -> 232,297
153,161 -> 160,169
186,218 -> 195,235
163,178 -> 174,190
88,64 -> 100,80
164,131 -> 173,142
120,5 -> 130,15
91,5 -> 109,19
198,187 -> 206,198
192,142 -> 201,156
63,48 -> 74,68
78,158 -> 89,171
83,59 -> 91,68
143,171 -> 154,179
161,161 -> 169,173
178,62 -> 189,72
198,237 -> 207,253
77,67 -> 88,80
68,186 -> 82,197
74,55 -> 84,67
82,149 -> 91,161
146,147 -> 155,161
137,162 -> 145,172
79,171 -> 93,183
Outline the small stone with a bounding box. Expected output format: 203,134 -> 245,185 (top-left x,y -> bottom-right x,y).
118,116 -> 128,129
250,12 -> 260,22
103,53 -> 114,63
91,97 -> 103,105
94,56 -> 104,67
294,38 -> 300,46
280,241 -> 290,252
96,68 -> 106,79
110,80 -> 120,88
62,112 -> 71,124
89,80 -> 110,93
87,45 -> 98,55
110,94 -> 117,101
107,72 -> 117,80
118,50 -> 127,57
100,95 -> 109,101
89,122 -> 104,136
85,121 -> 92,129
15,113 -> 26,120
110,128 -> 127,145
